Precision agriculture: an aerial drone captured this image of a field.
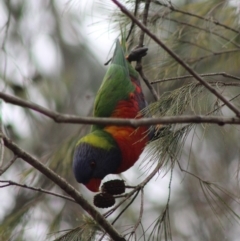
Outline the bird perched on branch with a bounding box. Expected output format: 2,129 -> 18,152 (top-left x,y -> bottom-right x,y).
73,39 -> 150,192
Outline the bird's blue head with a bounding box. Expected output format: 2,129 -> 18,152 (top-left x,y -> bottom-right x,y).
72,131 -> 122,192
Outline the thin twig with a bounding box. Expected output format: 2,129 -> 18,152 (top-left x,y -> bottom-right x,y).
132,188 -> 144,233
0,155 -> 17,175
1,1 -> 11,92
177,159 -> 206,182
151,72 -> 240,84
104,189 -> 138,218
179,39 -> 213,53
187,48 -> 240,64
1,133 -> 125,241
105,160 -> 172,240
101,192 -> 141,241
112,190 -> 140,225
1,1 -> 11,50
126,0 -> 139,41
167,166 -> 173,205
111,0 -> 240,117
135,0 -> 160,101
104,161 -> 165,219
207,93 -> 240,116
154,1 -> 240,35
0,138 -> 4,167
149,166 -> 173,240
0,180 -> 76,202
199,81 -> 240,87
138,68 -> 159,101
138,0 -> 151,47
177,159 -> 240,219
160,16 -> 240,49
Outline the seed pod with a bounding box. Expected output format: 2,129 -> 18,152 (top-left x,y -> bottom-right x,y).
93,193 -> 115,208
101,179 -> 125,195
126,47 -> 148,62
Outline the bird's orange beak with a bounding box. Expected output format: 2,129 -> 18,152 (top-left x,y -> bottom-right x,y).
85,178 -> 101,192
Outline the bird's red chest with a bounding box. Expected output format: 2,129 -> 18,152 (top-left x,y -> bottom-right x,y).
104,90 -> 148,173
110,92 -> 140,119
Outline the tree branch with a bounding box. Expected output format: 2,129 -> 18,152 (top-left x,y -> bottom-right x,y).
1,133 -> 125,241
2,91 -> 240,126
111,0 -> 240,117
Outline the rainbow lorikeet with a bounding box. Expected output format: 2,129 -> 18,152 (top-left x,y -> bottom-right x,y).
73,40 -> 150,192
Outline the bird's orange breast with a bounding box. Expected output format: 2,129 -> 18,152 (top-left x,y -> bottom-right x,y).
104,125 -> 148,173
104,94 -> 149,173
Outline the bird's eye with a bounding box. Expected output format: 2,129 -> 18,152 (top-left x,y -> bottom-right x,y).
90,161 -> 96,169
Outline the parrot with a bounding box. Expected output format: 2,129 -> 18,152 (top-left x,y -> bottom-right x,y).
72,39 -> 150,192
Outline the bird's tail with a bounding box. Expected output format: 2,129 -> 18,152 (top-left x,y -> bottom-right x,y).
111,39 -> 129,76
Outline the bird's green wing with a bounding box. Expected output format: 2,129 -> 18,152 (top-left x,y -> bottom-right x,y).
93,39 -> 134,119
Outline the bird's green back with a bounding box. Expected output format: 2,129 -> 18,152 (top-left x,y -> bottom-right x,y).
93,40 -> 134,129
